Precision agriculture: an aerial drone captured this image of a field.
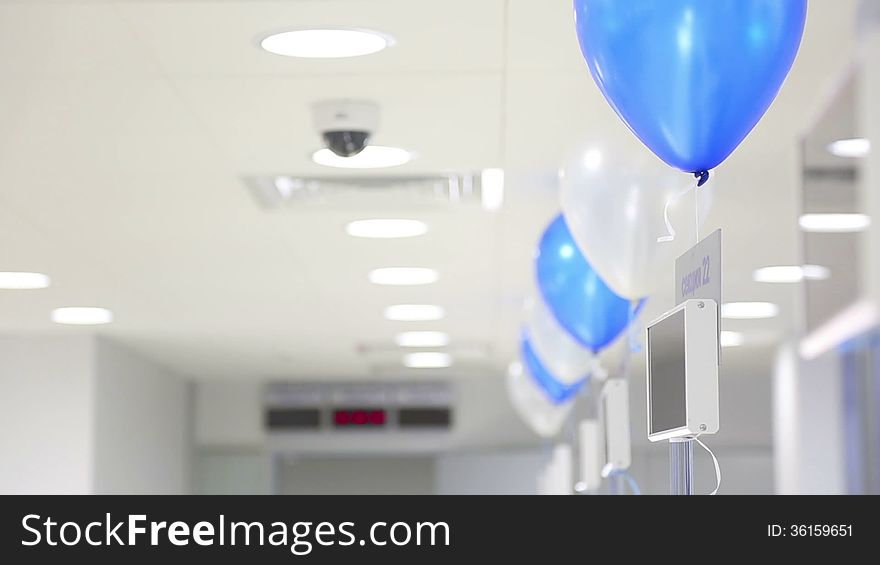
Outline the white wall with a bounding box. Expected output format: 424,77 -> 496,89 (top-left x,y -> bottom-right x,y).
194,451 -> 271,495
193,377 -> 775,495
195,380 -> 264,448
0,335 -> 190,494
860,7 -> 880,305
93,338 -> 190,494
192,377 -> 548,495
193,376 -> 539,452
0,336 -> 95,494
773,344 -> 846,494
435,449 -> 546,495
280,457 -> 435,495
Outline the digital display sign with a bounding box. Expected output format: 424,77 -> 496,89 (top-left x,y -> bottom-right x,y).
398,407 -> 451,428
265,408 -> 321,430
333,408 -> 387,428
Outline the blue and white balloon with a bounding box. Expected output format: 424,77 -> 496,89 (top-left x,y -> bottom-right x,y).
506,360 -> 574,438
520,336 -> 586,405
525,291 -> 595,386
536,215 -> 644,353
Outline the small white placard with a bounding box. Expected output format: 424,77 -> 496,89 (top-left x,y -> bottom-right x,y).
675,229 -> 722,306
675,229 -> 722,361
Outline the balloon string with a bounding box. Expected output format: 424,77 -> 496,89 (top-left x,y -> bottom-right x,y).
694,179 -> 700,244
694,170 -> 710,245
657,171 -> 710,244
656,181 -> 697,243
590,356 -> 608,383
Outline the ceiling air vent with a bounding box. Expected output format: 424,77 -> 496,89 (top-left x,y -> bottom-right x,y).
243,174 -> 484,211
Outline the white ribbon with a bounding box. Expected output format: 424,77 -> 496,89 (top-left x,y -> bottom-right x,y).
656,178 -> 700,243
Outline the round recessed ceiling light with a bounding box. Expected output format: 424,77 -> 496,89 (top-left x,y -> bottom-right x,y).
395,331 -> 450,348
0,272 -> 51,290
827,138 -> 871,158
752,265 -> 830,283
799,213 -> 871,233
720,302 -> 779,320
384,304 -> 445,322
346,219 -> 427,239
51,307 -> 114,326
720,331 -> 745,348
260,29 -> 394,59
368,267 -> 438,286
403,351 -> 452,369
312,146 -> 412,169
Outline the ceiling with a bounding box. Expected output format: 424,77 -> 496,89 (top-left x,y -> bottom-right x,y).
0,0 -> 862,392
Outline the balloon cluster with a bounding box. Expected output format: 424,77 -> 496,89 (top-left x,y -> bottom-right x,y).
510,1 -> 807,437
509,215 -> 640,437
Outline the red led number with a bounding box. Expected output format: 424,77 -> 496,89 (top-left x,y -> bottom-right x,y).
334,409 -> 386,427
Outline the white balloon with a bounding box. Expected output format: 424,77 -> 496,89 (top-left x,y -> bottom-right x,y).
560,140 -> 712,300
524,293 -> 594,385
506,361 -> 573,438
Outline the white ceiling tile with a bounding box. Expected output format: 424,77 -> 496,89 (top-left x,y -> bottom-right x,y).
0,78 -> 224,175
503,70 -> 627,169
118,0 -> 506,76
506,0 -> 588,72
0,3 -> 162,77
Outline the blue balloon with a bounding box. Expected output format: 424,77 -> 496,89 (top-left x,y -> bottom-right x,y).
536,215 -> 643,352
521,337 -> 586,405
574,0 -> 808,174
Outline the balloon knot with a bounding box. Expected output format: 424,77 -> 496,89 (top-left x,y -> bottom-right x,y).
695,170 -> 710,187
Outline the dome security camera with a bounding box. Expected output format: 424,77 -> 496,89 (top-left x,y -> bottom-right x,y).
312,100 -> 380,158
